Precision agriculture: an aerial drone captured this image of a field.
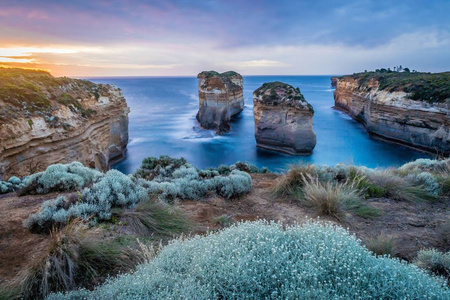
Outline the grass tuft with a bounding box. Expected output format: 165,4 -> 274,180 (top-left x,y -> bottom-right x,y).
365,234 -> 396,256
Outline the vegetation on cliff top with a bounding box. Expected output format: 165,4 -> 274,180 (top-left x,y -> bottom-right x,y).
342,70 -> 450,103
0,67 -> 104,119
1,157 -> 449,299
49,221 -> 450,299
254,81 -> 313,112
197,70 -> 242,90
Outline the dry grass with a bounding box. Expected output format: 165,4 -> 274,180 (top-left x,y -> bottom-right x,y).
298,175 -> 363,220
365,234 -> 396,256
367,170 -> 434,202
19,219 -> 141,299
123,200 -> 192,236
272,164 -> 317,196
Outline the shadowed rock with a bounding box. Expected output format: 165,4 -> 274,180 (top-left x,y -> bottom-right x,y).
196,71 -> 244,134
253,81 -> 316,155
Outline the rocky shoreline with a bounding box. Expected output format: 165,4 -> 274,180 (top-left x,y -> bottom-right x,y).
333,72 -> 450,155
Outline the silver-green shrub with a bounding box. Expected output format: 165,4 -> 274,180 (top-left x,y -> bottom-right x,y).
48,221 -> 450,299
25,170 -> 149,231
414,248 -> 450,278
134,156 -> 253,202
82,169 -> 149,209
399,158 -> 450,173
0,176 -> 23,194
20,162 -> 103,195
407,172 -> 440,196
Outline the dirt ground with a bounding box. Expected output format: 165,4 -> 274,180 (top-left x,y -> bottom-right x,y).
179,174 -> 450,260
0,173 -> 448,289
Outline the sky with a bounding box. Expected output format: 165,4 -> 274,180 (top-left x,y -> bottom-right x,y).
0,0 -> 449,76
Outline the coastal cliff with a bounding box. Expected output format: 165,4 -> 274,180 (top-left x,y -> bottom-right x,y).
333,72 -> 450,155
0,68 -> 129,179
253,82 -> 316,155
196,71 -> 244,134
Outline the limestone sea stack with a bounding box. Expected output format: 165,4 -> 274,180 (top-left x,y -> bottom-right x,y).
331,77 -> 338,87
0,68 -> 129,179
196,71 -> 244,134
253,82 -> 316,155
334,72 -> 450,155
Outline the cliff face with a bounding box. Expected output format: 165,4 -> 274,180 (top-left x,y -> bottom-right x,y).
334,75 -> 450,154
253,82 -> 316,155
0,68 -> 129,179
196,71 -> 244,134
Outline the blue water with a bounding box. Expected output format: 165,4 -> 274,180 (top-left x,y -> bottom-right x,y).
87,76 -> 428,174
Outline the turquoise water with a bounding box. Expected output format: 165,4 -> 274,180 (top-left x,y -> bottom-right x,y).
88,76 -> 428,173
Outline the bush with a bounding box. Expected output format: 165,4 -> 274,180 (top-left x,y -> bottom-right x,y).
407,172 -> 440,196
134,156 -> 253,202
399,158 -> 450,174
25,170 -> 149,231
414,249 -> 450,279
49,221 -> 450,299
19,162 -> 102,195
0,177 -> 23,194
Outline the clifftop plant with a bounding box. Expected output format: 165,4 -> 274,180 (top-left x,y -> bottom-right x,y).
48,221 -> 450,299
134,156 -> 253,202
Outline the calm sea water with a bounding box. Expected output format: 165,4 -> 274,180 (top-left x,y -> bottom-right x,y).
87,76 -> 428,174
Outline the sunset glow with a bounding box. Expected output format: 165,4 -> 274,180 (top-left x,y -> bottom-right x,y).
0,0 -> 449,76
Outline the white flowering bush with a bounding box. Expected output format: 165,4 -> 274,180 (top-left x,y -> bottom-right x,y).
49,221 -> 450,299
19,162 -> 102,195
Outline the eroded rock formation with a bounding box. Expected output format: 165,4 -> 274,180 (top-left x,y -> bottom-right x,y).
331,77 -> 338,87
196,71 -> 244,134
253,82 -> 316,155
334,74 -> 450,155
0,68 -> 129,179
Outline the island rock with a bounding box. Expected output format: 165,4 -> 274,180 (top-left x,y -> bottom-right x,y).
196,71 -> 244,134
253,82 -> 316,155
0,68 -> 129,179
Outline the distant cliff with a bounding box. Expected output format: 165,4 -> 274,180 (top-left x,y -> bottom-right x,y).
196,71 -> 244,134
0,68 -> 129,179
253,82 -> 316,155
334,72 -> 450,154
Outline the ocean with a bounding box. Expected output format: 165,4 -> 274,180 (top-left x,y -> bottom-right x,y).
87,76 -> 429,174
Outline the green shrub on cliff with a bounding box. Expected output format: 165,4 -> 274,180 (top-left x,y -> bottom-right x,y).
134,156 -> 253,202
19,162 -> 103,195
48,221 -> 450,299
346,71 -> 450,103
25,169 -> 149,231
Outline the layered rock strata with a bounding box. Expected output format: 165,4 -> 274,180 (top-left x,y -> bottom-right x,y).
334,74 -> 450,155
331,77 -> 338,87
0,68 -> 129,179
196,71 -> 244,134
253,82 -> 316,155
